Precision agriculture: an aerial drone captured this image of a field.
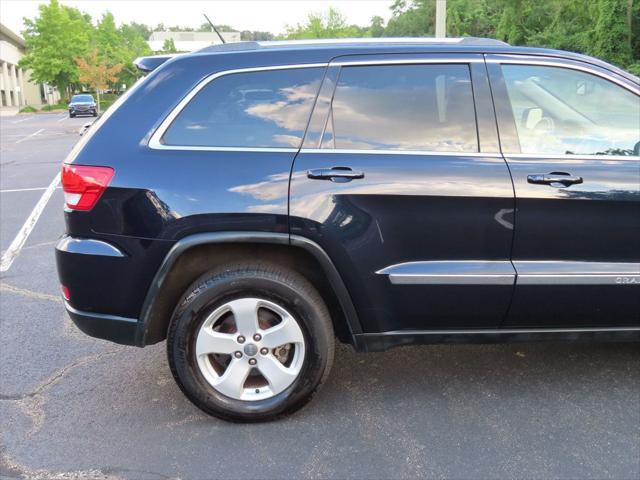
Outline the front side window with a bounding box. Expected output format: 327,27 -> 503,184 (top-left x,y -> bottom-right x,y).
322,64 -> 478,152
162,67 -> 324,148
501,64 -> 640,156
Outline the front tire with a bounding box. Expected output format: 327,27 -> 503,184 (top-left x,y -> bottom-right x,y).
167,263 -> 334,422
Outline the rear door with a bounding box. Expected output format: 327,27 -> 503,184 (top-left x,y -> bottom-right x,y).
486,55 -> 640,328
289,54 -> 516,333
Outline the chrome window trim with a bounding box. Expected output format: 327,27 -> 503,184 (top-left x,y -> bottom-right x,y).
506,153 -> 639,161
486,56 -> 640,96
376,260 -> 516,285
148,63 -> 328,151
300,148 -> 502,157
331,57 -> 484,67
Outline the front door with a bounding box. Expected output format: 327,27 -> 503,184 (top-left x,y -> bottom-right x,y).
289,54 -> 516,333
487,55 -> 640,328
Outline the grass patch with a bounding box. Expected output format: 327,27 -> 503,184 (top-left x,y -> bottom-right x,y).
41,103 -> 68,111
19,105 -> 37,113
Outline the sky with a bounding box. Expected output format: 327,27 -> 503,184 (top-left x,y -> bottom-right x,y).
0,0 -> 395,36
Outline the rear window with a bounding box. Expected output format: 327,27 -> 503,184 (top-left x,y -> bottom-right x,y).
162,67 -> 324,148
321,64 -> 478,152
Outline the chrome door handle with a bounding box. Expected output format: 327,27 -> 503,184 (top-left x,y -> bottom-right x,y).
527,172 -> 583,187
307,167 -> 365,183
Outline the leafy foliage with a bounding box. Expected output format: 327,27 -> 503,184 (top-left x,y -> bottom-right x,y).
161,38 -> 179,54
19,0 -> 640,100
19,0 -> 92,97
76,50 -> 123,112
285,8 -> 368,39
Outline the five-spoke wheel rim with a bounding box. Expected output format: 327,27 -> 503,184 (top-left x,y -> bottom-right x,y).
195,298 -> 306,401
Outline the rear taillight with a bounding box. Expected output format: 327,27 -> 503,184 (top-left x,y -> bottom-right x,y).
61,164 -> 114,211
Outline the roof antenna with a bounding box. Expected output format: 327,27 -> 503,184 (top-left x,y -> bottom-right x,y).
203,13 -> 226,44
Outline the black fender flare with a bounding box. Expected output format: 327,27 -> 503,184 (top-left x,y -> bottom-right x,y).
135,231 -> 362,346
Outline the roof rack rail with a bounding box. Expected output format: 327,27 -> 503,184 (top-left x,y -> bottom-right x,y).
197,41 -> 261,53
256,37 -> 509,47
196,37 -> 509,54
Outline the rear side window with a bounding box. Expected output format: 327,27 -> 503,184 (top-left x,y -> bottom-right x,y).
321,64 -> 478,152
501,65 -> 640,156
162,67 -> 324,148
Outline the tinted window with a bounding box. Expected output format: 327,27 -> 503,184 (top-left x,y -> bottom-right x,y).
502,65 -> 640,156
162,68 -> 323,148
323,64 -> 478,152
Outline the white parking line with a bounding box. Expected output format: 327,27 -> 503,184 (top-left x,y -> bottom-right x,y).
57,115 -> 67,122
1,186 -> 62,193
11,116 -> 33,124
15,128 -> 45,144
0,173 -> 60,272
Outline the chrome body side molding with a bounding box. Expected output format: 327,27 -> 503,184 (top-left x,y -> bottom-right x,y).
515,261 -> 640,285
377,260 -> 640,285
56,235 -> 125,257
376,261 -> 516,285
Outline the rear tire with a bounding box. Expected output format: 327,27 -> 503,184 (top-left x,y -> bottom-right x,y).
167,262 -> 334,422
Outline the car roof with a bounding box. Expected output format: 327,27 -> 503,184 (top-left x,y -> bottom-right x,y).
137,38 -> 639,85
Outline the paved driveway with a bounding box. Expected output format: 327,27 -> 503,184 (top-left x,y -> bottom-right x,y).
1,113 -> 638,479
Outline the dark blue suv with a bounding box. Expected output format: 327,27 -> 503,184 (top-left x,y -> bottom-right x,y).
56,38 -> 640,422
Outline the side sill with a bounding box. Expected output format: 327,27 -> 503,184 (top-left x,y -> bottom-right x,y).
354,327 -> 640,352
65,302 -> 138,346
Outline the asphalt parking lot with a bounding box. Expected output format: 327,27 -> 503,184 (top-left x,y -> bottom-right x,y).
0,112 -> 639,480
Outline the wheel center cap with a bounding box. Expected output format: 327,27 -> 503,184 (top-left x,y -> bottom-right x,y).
243,343 -> 258,356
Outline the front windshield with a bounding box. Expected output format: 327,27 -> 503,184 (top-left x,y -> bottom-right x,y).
71,95 -> 94,103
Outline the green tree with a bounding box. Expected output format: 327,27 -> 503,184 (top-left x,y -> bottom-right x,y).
285,8 -> 366,39
95,12 -> 123,63
161,38 -> 178,53
384,0 -> 436,37
369,16 -> 386,37
592,0 -> 634,67
241,30 -> 275,41
76,50 -> 123,113
118,23 -> 152,89
19,0 -> 92,99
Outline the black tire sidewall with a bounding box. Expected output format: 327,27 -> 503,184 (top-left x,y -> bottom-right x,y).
168,269 -> 332,421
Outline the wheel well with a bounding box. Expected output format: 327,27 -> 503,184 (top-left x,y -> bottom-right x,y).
143,243 -> 354,346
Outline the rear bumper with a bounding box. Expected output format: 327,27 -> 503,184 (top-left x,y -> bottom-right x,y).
55,234 -> 170,346
57,235 -> 140,345
65,301 -> 138,346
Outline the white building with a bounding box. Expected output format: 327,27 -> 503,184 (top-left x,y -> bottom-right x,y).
148,30 -> 241,53
0,23 -> 60,108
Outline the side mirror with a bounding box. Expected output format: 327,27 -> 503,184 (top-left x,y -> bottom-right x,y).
634,141 -> 640,156
521,107 -> 543,129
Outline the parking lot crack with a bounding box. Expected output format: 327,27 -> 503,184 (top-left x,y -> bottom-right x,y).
0,349 -> 124,437
0,349 -> 123,401
0,282 -> 62,303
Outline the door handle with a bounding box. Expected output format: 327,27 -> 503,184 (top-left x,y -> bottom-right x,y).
307,167 -> 365,183
527,172 -> 583,188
